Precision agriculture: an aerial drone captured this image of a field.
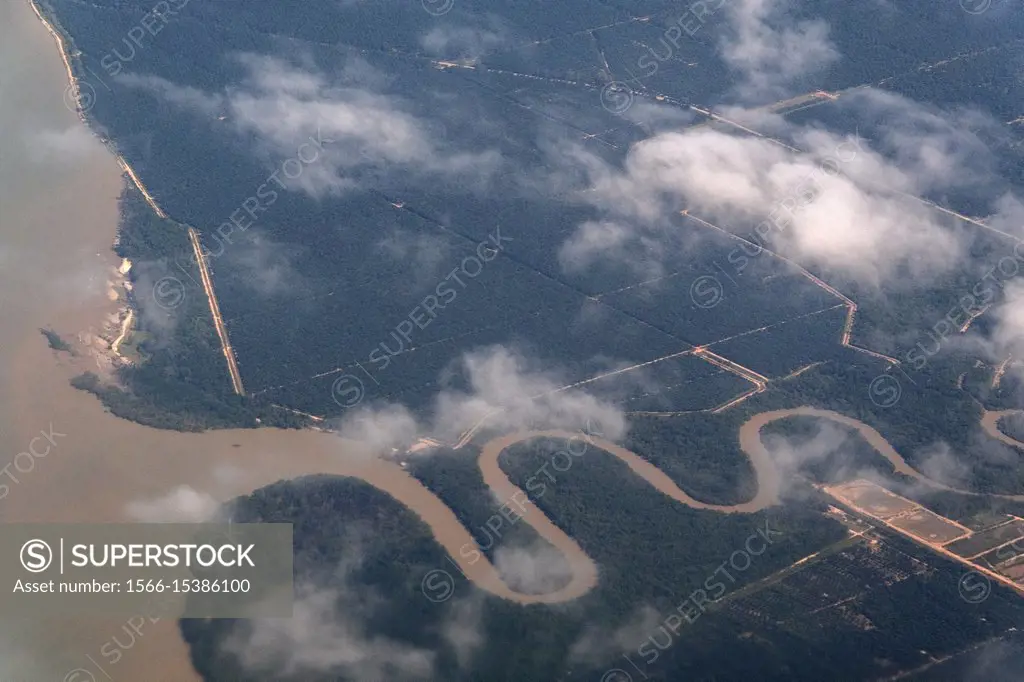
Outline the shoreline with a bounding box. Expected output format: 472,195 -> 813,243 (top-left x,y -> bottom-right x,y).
25,0 -> 84,124
24,0 -> 145,372
27,0 -> 247,408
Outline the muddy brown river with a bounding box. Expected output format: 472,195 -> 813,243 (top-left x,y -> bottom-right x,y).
3,1 -> 1022,679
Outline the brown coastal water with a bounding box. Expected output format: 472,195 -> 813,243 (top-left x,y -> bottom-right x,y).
0,2 -> 383,679
4,0 -> 1024,679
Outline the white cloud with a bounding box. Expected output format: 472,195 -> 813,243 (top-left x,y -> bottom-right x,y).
335,402 -> 421,454
847,89 -> 1000,191
719,0 -> 839,101
553,90 -> 1006,289
494,540 -> 572,595
985,193 -> 1024,241
225,523 -> 490,679
224,528 -> 435,679
420,25 -> 505,59
915,442 -> 971,488
118,74 -> 222,115
432,345 -> 628,442
989,280 -> 1024,361
377,229 -> 451,286
219,230 -> 307,298
124,485 -> 219,522
558,220 -> 664,280
440,595 -> 486,670
334,344 -> 627,450
24,125 -> 104,162
119,55 -> 502,197
569,606 -> 663,667
226,582 -> 435,681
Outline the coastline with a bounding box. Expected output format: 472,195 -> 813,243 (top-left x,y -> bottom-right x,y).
24,0 -> 141,370
26,0 -> 85,124
33,0 -> 246,401
4,1 -> 203,679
